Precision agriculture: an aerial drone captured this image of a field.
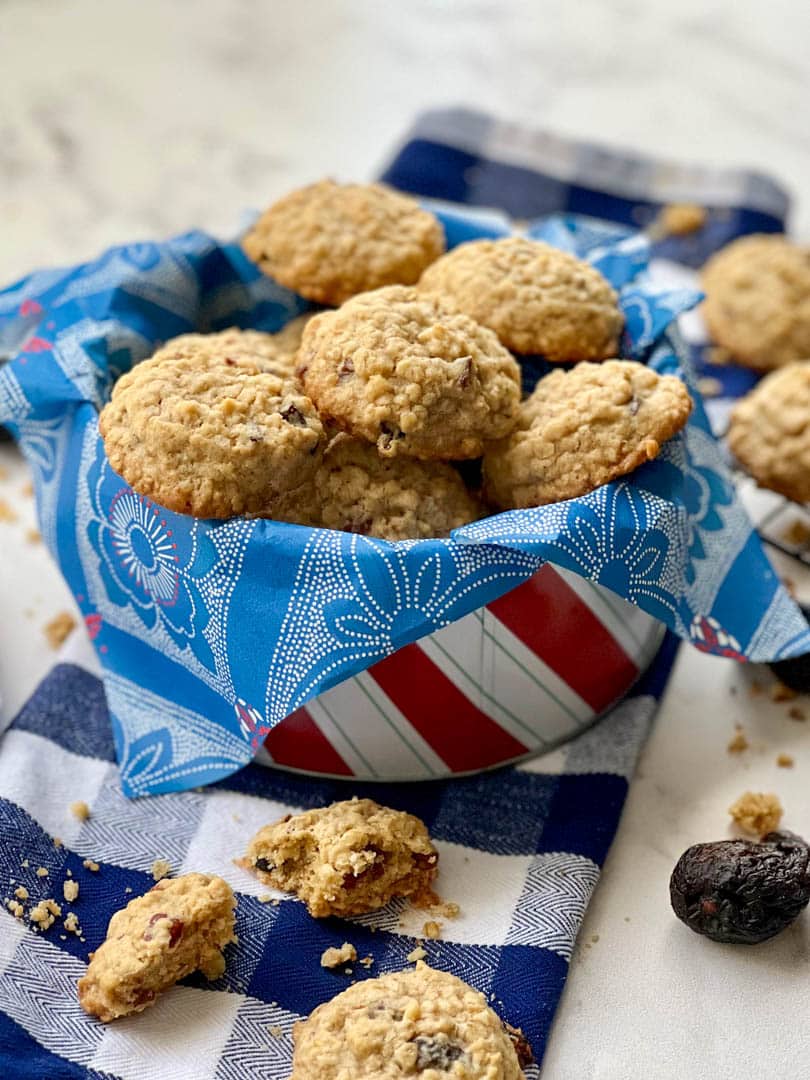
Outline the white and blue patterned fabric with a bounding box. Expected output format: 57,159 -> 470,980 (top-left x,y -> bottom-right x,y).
0,163 -> 807,796
0,632 -> 678,1079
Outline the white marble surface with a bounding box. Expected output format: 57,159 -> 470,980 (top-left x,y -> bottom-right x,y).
2,2 -> 810,1077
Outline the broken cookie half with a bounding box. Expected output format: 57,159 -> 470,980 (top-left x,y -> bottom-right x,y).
242,797 -> 439,918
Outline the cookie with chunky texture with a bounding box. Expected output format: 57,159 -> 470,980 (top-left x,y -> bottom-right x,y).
702,235 -> 810,370
291,963 -> 527,1079
243,180 -> 445,305
299,286 -> 522,460
728,361 -> 810,502
310,434 -> 481,539
77,873 -> 236,1022
99,339 -> 325,518
166,324 -> 308,381
483,359 -> 692,508
419,237 -> 623,360
243,797 -> 438,918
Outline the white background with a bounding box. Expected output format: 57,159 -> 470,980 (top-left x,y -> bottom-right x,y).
1,3 -> 810,1077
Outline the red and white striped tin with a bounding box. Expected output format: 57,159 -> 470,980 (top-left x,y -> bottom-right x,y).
255,563 -> 664,780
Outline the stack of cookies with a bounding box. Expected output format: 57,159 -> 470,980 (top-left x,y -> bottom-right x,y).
701,235 -> 810,505
99,180 -> 694,539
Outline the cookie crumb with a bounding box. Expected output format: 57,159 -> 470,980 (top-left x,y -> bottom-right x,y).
782,519 -> 810,548
29,898 -> 61,929
788,706 -> 806,722
320,942 -> 357,969
696,376 -> 724,399
14,886 -> 29,901
268,1024 -> 283,1038
258,893 -> 273,904
124,886 -> 132,894
771,681 -> 798,703
53,837 -> 63,849
82,859 -> 100,872
63,912 -> 81,934
44,611 -> 76,649
727,728 -> 749,754
5,899 -> 24,919
63,879 -> 79,903
406,945 -> 427,963
359,955 -> 374,968
151,858 -> 171,882
728,791 -> 783,836
653,202 -> 707,238
26,528 -> 41,545
35,867 -> 48,878
776,753 -> 795,768
21,859 -> 29,869
0,498 -> 18,524
70,800 -> 91,821
422,920 -> 442,940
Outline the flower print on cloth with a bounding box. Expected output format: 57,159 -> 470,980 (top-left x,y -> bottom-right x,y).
266,532 -> 542,722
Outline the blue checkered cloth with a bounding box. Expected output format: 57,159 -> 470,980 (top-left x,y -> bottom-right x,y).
0,111 -> 791,1077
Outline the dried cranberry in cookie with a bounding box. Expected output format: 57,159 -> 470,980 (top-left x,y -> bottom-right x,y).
290,963 -> 529,1079
419,236 -> 623,360
483,359 -> 692,509
299,286 -> 521,460
242,180 -> 446,305
243,797 -> 438,918
77,873 -> 236,1022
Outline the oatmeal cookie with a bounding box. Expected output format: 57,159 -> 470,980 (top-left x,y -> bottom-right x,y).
299,286 -> 521,460
99,339 -> 325,518
243,797 -> 438,918
702,235 -> 810,371
728,362 -> 810,503
305,434 -> 481,539
166,325 -> 306,381
242,180 -> 445,305
291,962 -> 527,1079
483,359 -> 692,509
419,236 -> 623,359
77,873 -> 236,1022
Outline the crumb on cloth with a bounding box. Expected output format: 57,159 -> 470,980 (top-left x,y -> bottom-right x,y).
320,942 -> 357,969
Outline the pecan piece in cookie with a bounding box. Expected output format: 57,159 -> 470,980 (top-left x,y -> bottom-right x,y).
728,361 -> 810,503
242,180 -> 446,305
419,236 -> 623,360
299,285 -> 521,460
290,963 -> 527,1079
483,359 -> 692,509
77,873 -> 236,1022
99,338 -> 325,519
243,797 -> 438,918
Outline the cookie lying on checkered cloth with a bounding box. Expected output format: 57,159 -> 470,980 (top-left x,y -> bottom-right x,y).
77,873 -> 237,1022
242,797 -> 439,918
291,962 -> 531,1079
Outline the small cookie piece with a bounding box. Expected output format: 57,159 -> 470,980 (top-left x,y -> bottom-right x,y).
727,361 -> 810,503
307,434 -> 481,539
77,873 -> 236,1022
167,324 -> 310,382
244,797 -> 438,918
243,180 -> 445,305
300,286 -> 521,460
483,360 -> 692,509
702,235 -> 810,371
291,963 -> 526,1079
99,339 -> 325,518
419,237 -> 623,360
